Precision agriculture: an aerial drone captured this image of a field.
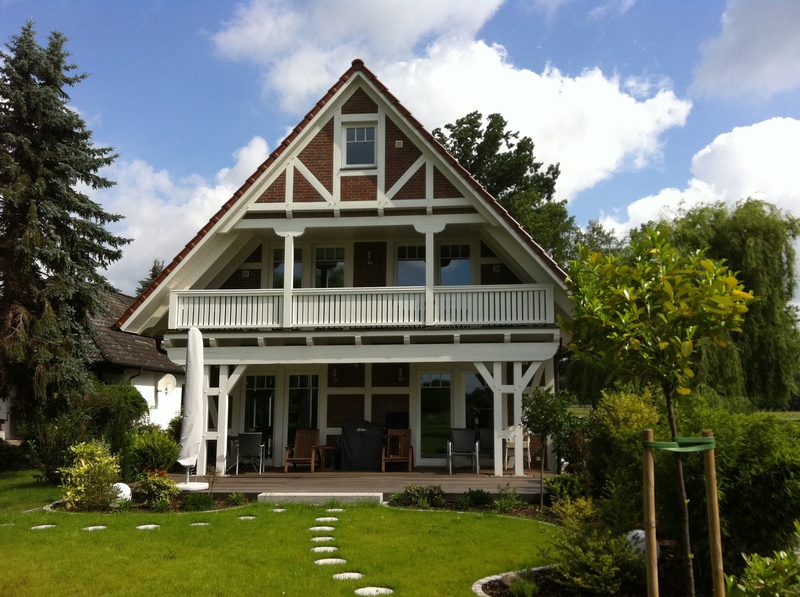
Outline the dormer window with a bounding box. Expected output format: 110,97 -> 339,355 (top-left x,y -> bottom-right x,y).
345,125 -> 376,167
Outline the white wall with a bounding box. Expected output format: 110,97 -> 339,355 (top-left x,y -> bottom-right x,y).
130,370 -> 184,429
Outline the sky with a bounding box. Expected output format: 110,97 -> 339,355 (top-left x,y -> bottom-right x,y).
2,0 -> 799,298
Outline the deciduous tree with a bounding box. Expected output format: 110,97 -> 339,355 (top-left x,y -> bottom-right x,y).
562,227 -> 755,596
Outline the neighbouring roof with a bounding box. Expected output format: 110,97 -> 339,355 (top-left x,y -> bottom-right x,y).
91,292 -> 183,373
116,59 -> 567,329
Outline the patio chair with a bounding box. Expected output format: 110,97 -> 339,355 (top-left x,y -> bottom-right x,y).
478,427 -> 495,463
284,429 -> 320,473
504,426 -> 531,469
447,428 -> 479,474
382,428 -> 413,472
233,432 -> 265,474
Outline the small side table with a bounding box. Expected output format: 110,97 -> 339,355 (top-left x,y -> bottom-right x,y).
318,445 -> 335,471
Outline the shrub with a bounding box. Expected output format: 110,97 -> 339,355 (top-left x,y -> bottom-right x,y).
181,492 -> 215,511
167,412 -> 183,444
132,428 -> 180,475
0,439 -> 31,471
388,484 -> 445,508
726,522 -> 800,596
546,473 -> 591,505
59,440 -> 121,511
28,413 -> 91,483
227,492 -> 248,506
494,483 -> 523,514
132,469 -> 180,509
457,488 -> 493,510
548,497 -> 645,595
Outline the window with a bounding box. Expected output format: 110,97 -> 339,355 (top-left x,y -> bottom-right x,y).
245,375 -> 275,456
272,248 -> 302,289
440,244 -> 471,286
315,247 -> 345,288
420,373 -> 451,458
287,374 -> 318,444
396,245 -> 425,286
345,125 -> 376,167
465,373 -> 492,429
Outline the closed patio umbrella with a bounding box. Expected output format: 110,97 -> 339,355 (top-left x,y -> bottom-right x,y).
177,327 -> 208,491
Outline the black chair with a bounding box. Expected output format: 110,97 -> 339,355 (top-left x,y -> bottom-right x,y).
233,432 -> 264,474
447,428 -> 479,474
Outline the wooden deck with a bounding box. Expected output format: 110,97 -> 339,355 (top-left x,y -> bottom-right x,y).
174,467 -> 552,503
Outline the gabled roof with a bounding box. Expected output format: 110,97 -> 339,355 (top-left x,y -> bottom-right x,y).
116,59 -> 566,329
92,292 -> 183,373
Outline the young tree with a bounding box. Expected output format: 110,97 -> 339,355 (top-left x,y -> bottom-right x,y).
0,23 -> 128,426
562,227 -> 755,597
661,199 -> 800,409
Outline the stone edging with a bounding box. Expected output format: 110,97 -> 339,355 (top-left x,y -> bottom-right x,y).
471,566 -> 550,597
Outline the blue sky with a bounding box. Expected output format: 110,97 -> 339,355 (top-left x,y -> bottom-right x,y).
2,0 -> 799,296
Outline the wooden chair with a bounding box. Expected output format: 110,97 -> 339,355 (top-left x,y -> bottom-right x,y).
382,428 -> 413,472
284,429 -> 320,473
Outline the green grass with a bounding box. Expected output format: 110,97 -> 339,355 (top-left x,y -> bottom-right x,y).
0,471 -> 556,596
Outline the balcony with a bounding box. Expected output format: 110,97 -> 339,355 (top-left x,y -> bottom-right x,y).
168,284 -> 554,331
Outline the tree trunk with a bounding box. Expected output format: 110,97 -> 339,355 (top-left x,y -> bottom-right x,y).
665,388 -> 695,597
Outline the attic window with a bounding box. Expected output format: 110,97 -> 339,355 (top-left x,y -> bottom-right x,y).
345,125 -> 376,167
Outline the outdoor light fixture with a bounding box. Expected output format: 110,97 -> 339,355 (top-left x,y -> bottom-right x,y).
398,367 -> 404,382
367,250 -> 373,265
332,367 -> 338,382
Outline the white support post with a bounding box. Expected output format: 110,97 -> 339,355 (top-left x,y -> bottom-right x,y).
425,230 -> 435,326
216,365 -> 229,475
283,234 -> 295,330
513,361 -> 524,477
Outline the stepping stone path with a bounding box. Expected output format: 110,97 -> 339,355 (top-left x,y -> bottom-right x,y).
30,524 -> 56,530
238,515 -> 256,520
83,525 -> 107,531
136,524 -> 160,530
189,522 -> 209,527
306,507 -> 393,595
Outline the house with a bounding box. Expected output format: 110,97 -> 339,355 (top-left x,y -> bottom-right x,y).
0,292 -> 184,441
89,292 -> 185,429
116,59 -> 571,476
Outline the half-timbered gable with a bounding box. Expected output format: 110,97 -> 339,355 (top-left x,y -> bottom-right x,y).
118,60 -> 571,476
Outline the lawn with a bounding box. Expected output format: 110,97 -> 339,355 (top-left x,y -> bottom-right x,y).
0,471 -> 556,596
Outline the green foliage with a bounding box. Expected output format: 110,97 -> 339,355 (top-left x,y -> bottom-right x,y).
493,483 -> 523,514
135,259 -> 165,297
670,406 -> 800,582
58,440 -> 120,511
563,227 -> 755,401
456,488 -> 493,510
507,570 -> 540,597
388,484 -> 446,508
432,110 -> 592,266
132,469 -> 179,510
167,412 -> 183,444
132,428 -> 179,475
726,522 -> 800,597
0,439 -> 32,471
0,22 -> 128,428
546,473 -> 591,505
548,497 -> 645,595
660,199 -> 800,409
27,412 -> 90,483
227,492 -> 248,506
180,492 -> 215,512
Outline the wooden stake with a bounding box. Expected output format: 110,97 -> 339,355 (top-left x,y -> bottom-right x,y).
643,429 -> 659,597
703,429 -> 725,597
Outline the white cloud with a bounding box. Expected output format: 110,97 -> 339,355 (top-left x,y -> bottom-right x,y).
382,40 -> 691,199
693,0 -> 800,99
213,0 -> 503,111
98,136 -> 269,295
600,118 -> 800,298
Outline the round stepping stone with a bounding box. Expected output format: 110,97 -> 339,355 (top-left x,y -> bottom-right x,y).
190,522 -> 209,527
311,536 -> 335,542
136,524 -> 160,530
83,525 -> 107,531
333,572 -> 364,580
272,508 -> 286,513
31,524 -> 56,530
309,526 -> 335,532
316,516 -> 338,522
326,508 -> 344,513
311,546 -> 338,553
355,588 -> 394,596
238,516 -> 256,520
314,558 -> 347,565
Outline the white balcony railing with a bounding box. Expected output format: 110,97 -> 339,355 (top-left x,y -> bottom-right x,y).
169,284 -> 553,330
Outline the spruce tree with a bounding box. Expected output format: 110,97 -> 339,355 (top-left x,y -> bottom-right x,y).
0,22 -> 129,426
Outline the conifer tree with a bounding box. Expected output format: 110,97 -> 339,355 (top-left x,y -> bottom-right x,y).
0,22 -> 129,426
